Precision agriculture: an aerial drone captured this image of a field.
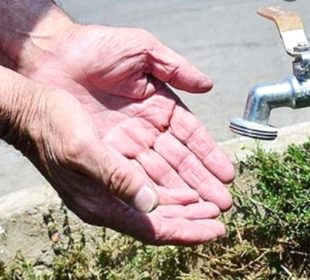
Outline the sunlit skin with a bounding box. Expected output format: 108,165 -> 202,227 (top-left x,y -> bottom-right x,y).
0,1 -> 235,245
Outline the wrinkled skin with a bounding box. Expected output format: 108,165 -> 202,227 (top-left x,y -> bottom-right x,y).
16,25 -> 235,244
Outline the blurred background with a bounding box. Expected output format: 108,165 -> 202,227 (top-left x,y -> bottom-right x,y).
1,0 -> 310,194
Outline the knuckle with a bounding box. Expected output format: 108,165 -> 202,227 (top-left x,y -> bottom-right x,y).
135,28 -> 157,51
178,153 -> 196,173
136,27 -> 152,39
108,165 -> 132,198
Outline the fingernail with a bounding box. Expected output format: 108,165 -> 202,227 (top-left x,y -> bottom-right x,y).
133,184 -> 158,213
201,76 -> 214,91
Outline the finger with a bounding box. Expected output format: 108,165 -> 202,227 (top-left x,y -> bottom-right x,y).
155,186 -> 199,205
136,148 -> 197,189
59,183 -> 157,242
154,131 -> 232,211
156,202 -> 220,219
103,117 -> 160,158
170,105 -> 235,183
131,159 -> 199,205
78,143 -> 158,213
146,41 -> 213,93
59,176 -> 225,245
103,71 -> 164,100
103,118 -> 199,205
148,215 -> 227,245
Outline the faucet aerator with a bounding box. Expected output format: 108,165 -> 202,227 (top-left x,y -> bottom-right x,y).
230,118 -> 277,140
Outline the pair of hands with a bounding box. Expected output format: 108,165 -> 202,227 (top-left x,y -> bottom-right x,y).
1,22 -> 234,244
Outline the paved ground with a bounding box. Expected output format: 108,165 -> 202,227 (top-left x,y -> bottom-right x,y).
1,0 -> 310,195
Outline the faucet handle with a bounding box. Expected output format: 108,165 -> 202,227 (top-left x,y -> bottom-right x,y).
257,6 -> 309,57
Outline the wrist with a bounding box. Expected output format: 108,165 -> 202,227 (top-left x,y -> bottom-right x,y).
0,67 -> 41,149
0,0 -> 75,74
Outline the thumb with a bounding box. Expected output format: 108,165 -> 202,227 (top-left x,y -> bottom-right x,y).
82,145 -> 158,213
146,40 -> 213,93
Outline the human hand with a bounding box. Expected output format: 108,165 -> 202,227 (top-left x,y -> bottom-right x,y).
0,1 -> 235,244
26,25 -> 235,243
0,65 -> 230,245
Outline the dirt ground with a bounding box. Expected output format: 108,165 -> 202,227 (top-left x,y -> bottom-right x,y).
0,197 -> 103,264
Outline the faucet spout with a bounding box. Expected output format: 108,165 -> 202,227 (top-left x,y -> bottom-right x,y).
243,79 -> 295,125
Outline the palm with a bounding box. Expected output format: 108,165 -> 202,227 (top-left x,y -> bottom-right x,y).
26,25 -> 234,244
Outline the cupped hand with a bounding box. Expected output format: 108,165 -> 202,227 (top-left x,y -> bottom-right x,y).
20,25 -> 235,244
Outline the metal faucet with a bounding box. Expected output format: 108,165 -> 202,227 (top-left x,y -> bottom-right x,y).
230,6 -> 310,140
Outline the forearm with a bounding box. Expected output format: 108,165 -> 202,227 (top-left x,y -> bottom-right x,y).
0,0 -> 73,73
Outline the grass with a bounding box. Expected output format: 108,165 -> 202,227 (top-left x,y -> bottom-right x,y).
0,140 -> 310,279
